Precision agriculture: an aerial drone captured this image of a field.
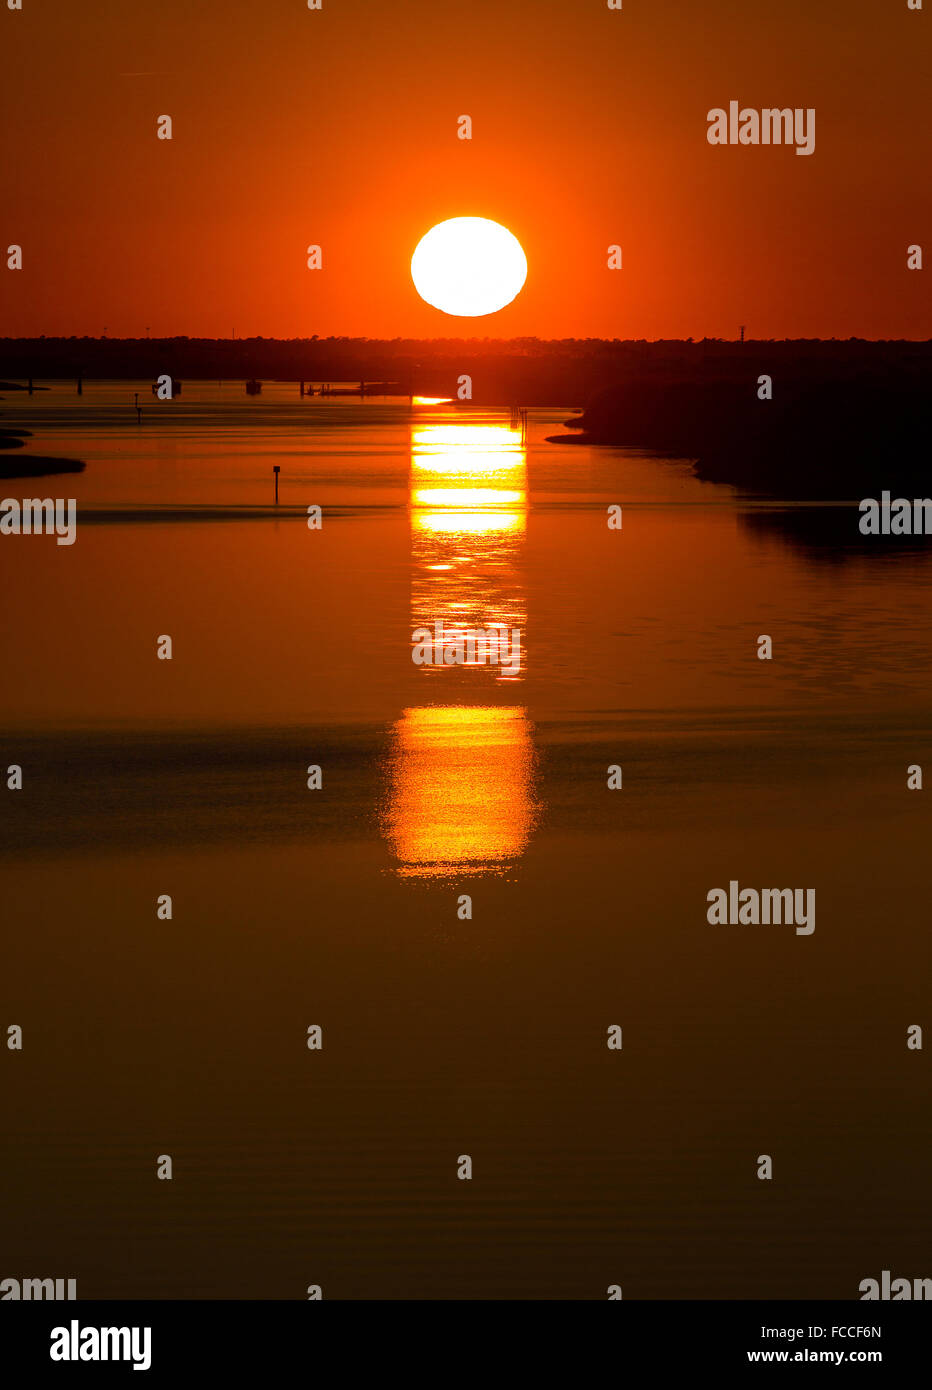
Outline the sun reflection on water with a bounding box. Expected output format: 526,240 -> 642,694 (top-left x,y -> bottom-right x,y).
382,706 -> 535,878
410,419 -> 527,679
381,413 -> 537,880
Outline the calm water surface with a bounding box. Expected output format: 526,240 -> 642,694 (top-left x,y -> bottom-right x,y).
2,383 -> 929,1297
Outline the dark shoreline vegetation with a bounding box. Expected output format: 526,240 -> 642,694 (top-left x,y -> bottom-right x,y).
1,335 -> 928,401
0,337 -> 927,497
548,371 -> 929,498
0,427 -> 85,480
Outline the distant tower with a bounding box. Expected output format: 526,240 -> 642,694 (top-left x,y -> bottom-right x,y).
739,325 -> 746,343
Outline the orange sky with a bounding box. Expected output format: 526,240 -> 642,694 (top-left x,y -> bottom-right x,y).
3,0 -> 929,340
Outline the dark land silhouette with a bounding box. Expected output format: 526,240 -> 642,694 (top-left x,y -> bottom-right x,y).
1,337 -> 927,495
0,334 -> 927,402
0,427 -> 84,480
739,504 -> 932,563
549,369 -> 929,498
542,344 -> 929,498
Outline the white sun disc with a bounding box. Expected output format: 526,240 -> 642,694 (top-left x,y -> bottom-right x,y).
411,217 -> 528,317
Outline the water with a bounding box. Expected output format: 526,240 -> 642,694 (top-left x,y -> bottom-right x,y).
2,382 -> 929,1298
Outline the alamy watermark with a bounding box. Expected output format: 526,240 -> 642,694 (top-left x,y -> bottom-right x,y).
707,102 -> 815,157
859,1270 -> 931,1300
707,881 -> 815,935
50,1320 -> 152,1371
0,497 -> 76,545
412,620 -> 522,676
859,493 -> 932,535
1,1276 -> 76,1300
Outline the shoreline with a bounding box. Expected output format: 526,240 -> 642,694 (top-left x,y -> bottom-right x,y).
545,374 -> 928,499
0,427 -> 85,478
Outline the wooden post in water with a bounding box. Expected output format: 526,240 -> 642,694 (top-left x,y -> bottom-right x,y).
27,378 -> 33,395
273,465 -> 280,504
77,375 -> 83,395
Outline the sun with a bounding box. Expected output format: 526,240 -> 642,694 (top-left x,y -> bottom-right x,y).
411,217 -> 527,317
